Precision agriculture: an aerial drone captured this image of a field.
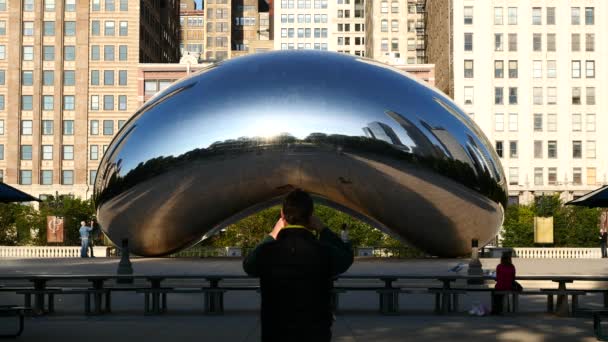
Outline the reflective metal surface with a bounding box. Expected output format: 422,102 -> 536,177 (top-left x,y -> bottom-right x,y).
94,51 -> 507,257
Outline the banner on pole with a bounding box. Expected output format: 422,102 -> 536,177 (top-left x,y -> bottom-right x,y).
46,216 -> 64,243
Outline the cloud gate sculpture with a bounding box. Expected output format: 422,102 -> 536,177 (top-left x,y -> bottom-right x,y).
94,51 -> 507,257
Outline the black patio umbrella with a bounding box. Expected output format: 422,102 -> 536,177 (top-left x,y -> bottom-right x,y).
566,185 -> 608,208
0,182 -> 41,203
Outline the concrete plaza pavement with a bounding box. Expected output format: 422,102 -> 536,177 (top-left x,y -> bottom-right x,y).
1,257 -> 607,341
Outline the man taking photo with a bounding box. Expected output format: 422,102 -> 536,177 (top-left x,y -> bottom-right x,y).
243,189 -> 354,342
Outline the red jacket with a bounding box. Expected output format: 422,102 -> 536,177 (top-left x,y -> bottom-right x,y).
495,263 -> 516,290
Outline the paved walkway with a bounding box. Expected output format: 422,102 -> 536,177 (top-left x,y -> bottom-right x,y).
0,257 -> 607,341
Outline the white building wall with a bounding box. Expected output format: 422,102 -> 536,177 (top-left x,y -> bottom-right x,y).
452,0 -> 608,204
274,0 -> 332,51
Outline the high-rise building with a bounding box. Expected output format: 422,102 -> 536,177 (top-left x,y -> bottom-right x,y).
330,0 -> 365,56
274,0 -> 332,51
231,0 -> 273,56
180,0 -> 205,60
204,0 -> 231,61
426,0 -> 608,204
365,0 -> 426,64
0,1 -> 180,199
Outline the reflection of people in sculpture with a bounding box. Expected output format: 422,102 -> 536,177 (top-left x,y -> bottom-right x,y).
78,221 -> 93,258
243,189 -> 354,342
88,220 -> 97,258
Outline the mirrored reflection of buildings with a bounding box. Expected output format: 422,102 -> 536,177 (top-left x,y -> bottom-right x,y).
425,0 -> 608,205
0,1 -> 180,200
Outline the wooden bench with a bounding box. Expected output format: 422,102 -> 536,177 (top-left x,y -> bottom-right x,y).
428,288 -> 467,314
519,289 -> 587,315
59,288 -> 111,315
0,306 -> 30,338
135,287 -> 260,314
15,289 -> 62,314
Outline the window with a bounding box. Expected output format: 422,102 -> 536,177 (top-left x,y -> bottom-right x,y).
0,0 -> 5,11
547,34 -> 556,52
103,95 -> 114,110
572,114 -> 582,132
90,170 -> 97,185
509,141 -> 518,158
508,60 -> 518,78
381,39 -> 388,52
508,33 -> 517,51
571,61 -> 581,78
586,87 -> 596,105
494,34 -> 503,51
45,0 -> 55,11
0,119 -> 3,134
64,70 -> 75,86
585,7 -> 594,25
90,70 -> 100,86
62,170 -> 73,185
391,38 -> 398,51
534,168 -> 543,186
495,141 -> 503,158
118,95 -> 127,110
22,96 -> 33,111
22,71 -> 33,86
573,168 -> 582,186
464,33 -> 473,51
534,141 -> 543,158
91,45 -> 100,60
42,145 -> 53,160
572,141 -> 582,158
534,113 -> 543,132
547,114 -> 557,132
548,141 -> 557,158
587,168 -> 596,186
64,21 -> 76,36
104,21 -> 115,36
91,21 -> 100,36
105,0 -> 115,11
118,120 -> 125,130
571,7 -> 580,25
119,45 -> 127,60
63,95 -> 75,110
21,145 -> 33,160
586,114 -> 596,132
464,87 -> 473,105
533,88 -> 543,105
41,170 -> 53,185
508,7 -> 517,25
495,113 -> 504,131
547,87 -> 557,104
586,34 -> 595,52
547,60 -> 557,78
90,120 -> 99,135
90,145 -> 99,160
381,0 -> 388,13
494,7 -> 503,25
42,120 -> 53,135
572,87 -> 581,105
494,87 -> 503,105
391,1 -> 398,14
103,120 -> 114,135
533,61 -> 542,79
508,113 -> 518,131
547,7 -> 556,25
62,145 -> 73,160
587,140 -> 596,159
65,0 -> 76,12
23,21 -> 34,35
532,7 -> 541,25
119,70 -> 127,86
380,20 -> 387,32
458,6 -> 472,24
104,70 -> 114,85
494,60 -> 504,78
586,61 -> 595,78
508,88 -> 518,105
533,34 -> 542,52
64,46 -> 75,61
63,120 -> 74,135
571,34 -> 580,52
464,60 -> 474,78
548,168 -> 557,185
20,170 -> 32,185
104,45 -> 115,61
90,95 -> 99,110
0,70 -> 4,85
119,21 -> 128,36
43,95 -> 54,110
43,46 -> 55,61
509,168 -> 519,186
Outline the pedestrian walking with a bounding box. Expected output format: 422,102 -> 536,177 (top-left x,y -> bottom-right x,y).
600,210 -> 608,258
79,221 -> 93,258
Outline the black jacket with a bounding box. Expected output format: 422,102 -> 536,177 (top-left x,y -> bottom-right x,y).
243,226 -> 353,342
